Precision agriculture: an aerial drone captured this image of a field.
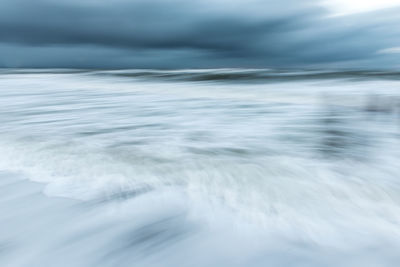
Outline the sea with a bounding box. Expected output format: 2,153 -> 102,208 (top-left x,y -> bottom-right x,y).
0,68 -> 399,267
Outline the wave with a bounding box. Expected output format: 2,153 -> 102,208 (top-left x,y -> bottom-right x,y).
3,68 -> 400,83
1,70 -> 400,266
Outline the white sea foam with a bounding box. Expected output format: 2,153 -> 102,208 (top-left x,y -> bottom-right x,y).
1,70 -> 400,266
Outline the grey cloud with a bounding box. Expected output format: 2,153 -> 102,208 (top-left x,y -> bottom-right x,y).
0,0 -> 399,68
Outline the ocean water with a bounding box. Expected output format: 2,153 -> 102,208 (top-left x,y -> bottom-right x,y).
0,69 -> 399,267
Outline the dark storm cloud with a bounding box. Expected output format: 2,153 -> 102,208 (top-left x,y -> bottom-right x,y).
0,0 -> 399,68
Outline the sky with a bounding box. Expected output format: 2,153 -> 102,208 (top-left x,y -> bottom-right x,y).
322,0 -> 400,15
0,0 -> 399,69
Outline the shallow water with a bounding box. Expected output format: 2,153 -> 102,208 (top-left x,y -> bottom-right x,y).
0,69 -> 400,266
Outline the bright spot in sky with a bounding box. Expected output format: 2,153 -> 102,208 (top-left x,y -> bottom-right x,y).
322,0 -> 400,15
378,47 -> 400,54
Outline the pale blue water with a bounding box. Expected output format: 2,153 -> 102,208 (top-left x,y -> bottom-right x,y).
0,69 -> 400,267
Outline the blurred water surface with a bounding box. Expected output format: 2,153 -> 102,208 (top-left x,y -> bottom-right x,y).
0,69 -> 400,267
